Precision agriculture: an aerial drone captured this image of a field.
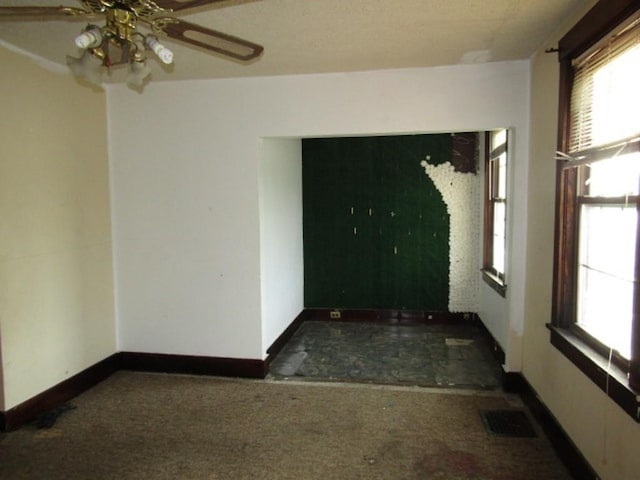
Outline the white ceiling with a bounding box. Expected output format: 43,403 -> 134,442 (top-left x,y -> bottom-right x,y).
0,0 -> 588,83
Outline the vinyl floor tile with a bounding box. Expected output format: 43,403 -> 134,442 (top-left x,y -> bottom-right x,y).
270,320 -> 503,389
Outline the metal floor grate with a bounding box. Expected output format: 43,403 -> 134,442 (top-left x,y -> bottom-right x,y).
480,410 -> 537,437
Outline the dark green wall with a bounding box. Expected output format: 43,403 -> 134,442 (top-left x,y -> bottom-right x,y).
303,134 -> 452,310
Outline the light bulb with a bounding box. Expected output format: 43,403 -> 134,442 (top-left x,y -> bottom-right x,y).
145,36 -> 174,64
74,26 -> 102,49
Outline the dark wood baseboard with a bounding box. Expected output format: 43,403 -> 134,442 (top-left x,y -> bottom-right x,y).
0,353 -> 122,432
1,352 -> 268,432
474,315 -> 506,366
506,372 -> 598,480
120,352 -> 268,379
265,309 -> 311,362
304,308 -> 476,324
502,371 -> 528,393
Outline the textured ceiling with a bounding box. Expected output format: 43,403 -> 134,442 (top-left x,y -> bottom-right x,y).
0,0 -> 589,83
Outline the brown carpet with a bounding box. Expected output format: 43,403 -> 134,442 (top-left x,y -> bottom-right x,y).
0,371 -> 571,480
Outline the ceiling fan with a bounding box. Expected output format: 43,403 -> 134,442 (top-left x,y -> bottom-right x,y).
0,1 -> 264,87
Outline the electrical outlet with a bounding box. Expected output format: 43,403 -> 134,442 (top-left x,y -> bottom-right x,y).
330,310 -> 341,319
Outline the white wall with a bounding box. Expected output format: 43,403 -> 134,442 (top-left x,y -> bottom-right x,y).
258,138 -> 304,354
478,128 -> 527,370
108,60 -> 530,360
0,45 -> 115,409
524,2 -> 640,479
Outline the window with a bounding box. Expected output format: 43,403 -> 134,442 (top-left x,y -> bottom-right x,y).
551,0 -> 640,420
482,129 -> 508,296
576,157 -> 639,359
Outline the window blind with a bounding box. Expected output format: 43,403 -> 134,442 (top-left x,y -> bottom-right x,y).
569,14 -> 640,153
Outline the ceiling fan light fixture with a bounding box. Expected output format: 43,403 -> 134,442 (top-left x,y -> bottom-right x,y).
145,35 -> 174,64
66,50 -> 104,85
74,25 -> 102,49
1,1 -> 264,88
126,57 -> 151,87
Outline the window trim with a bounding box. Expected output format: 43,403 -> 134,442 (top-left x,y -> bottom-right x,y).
482,130 -> 508,297
550,0 -> 640,422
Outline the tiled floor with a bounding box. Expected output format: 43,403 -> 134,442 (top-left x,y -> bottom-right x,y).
269,320 -> 504,389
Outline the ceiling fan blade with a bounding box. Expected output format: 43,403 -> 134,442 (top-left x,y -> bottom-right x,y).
151,18 -> 263,61
0,6 -> 93,19
148,1 -> 231,12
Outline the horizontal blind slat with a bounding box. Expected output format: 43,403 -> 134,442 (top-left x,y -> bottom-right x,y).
569,14 -> 640,153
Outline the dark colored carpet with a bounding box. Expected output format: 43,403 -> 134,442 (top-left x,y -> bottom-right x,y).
0,371 -> 571,479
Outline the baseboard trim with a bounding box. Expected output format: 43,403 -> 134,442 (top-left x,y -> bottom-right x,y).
265,309 -> 311,361
0,353 -> 122,432
475,315 -> 506,366
502,371 -> 528,393
1,351 -> 267,432
507,372 -> 598,480
304,308 -> 476,324
120,352 -> 268,379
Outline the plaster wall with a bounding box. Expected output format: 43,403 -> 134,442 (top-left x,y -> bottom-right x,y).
107,61 -> 530,361
258,138 -> 304,354
524,1 -> 640,478
0,45 -> 115,409
477,129 -> 521,364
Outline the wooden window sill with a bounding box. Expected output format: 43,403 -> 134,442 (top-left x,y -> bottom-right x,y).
481,270 -> 507,297
547,324 -> 640,423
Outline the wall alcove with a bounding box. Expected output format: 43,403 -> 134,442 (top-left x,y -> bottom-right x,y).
302,133 -> 480,313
